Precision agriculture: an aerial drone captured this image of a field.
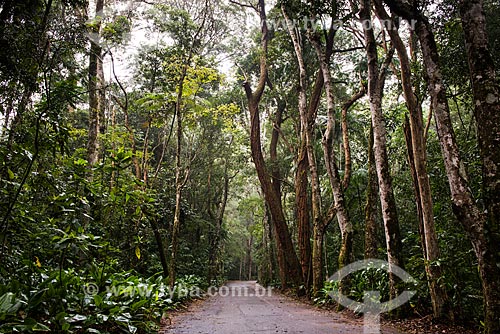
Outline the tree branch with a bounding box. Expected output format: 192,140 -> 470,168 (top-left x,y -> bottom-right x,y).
229,0 -> 258,12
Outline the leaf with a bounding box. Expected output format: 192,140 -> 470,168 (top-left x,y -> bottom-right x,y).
130,299 -> 148,311
0,292 -> 23,315
7,168 -> 14,180
27,288 -> 48,309
74,158 -> 88,166
65,314 -> 87,323
115,315 -> 130,323
35,256 -> 42,268
32,322 -> 50,331
93,294 -> 103,308
97,313 -> 109,323
13,318 -> 50,331
135,246 -> 141,260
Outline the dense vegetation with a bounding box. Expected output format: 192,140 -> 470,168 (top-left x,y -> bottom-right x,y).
1,0 -> 499,333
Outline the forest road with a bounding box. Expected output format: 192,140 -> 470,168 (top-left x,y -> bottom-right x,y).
160,280 -> 405,334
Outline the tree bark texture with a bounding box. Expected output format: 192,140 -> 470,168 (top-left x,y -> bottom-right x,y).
307,22 -> 354,295
364,125 -> 379,260
459,0 -> 500,331
360,0 -> 403,299
169,64 -> 187,289
341,85 -> 366,189
383,0 -> 500,330
373,0 -> 449,319
87,0 -> 104,167
282,7 -> 312,289
245,0 -> 302,289
208,160 -> 230,283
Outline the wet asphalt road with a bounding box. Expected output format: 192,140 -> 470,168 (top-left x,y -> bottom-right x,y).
161,280 -> 404,334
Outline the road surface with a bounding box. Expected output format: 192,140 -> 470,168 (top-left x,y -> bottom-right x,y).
160,280 -> 404,334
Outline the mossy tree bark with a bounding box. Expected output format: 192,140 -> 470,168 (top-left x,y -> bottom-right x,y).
244,0 -> 303,289
373,0 -> 450,319
459,0 -> 500,331
384,0 -> 500,330
360,0 -> 403,299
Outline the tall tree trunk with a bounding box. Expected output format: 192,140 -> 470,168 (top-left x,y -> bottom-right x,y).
307,21 -> 354,295
459,1 -> 500,331
244,0 -> 302,289
295,139 -> 312,288
283,6 -> 337,294
282,8 -> 312,290
360,0 -> 402,299
373,0 -> 449,319
208,160 -> 231,283
383,0 -> 500,330
285,9 -> 342,295
403,117 -> 427,259
265,205 -> 277,284
270,98 -> 285,232
364,125 -> 379,259
87,0 -> 104,167
341,85 -> 366,189
336,86 -> 367,266
416,19 -> 496,328
169,65 -> 188,289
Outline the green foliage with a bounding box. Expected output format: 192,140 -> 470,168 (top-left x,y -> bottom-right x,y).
102,16 -> 132,45
0,267 -> 204,333
316,267 -> 390,306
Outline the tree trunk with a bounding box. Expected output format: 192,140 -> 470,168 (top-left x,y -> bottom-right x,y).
282,7 -> 312,289
459,1 -> 500,331
305,32 -> 331,299
239,256 -> 243,281
169,65 -> 188,289
283,7 -> 339,294
247,234 -> 253,280
150,218 -> 169,277
265,205 -> 277,284
416,18 -> 497,329
87,0 -> 104,167
270,100 -> 285,200
373,0 -> 449,318
295,139 -> 312,288
364,125 -> 379,260
336,86 -> 366,267
167,0 -> 212,287
360,0 -> 403,298
284,7 -> 338,294
208,160 -> 230,283
383,0 -> 500,330
403,117 -> 427,258
311,222 -> 326,295
341,86 -> 366,189
244,0 -> 302,289
419,19 -> 497,327
307,21 -> 354,295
